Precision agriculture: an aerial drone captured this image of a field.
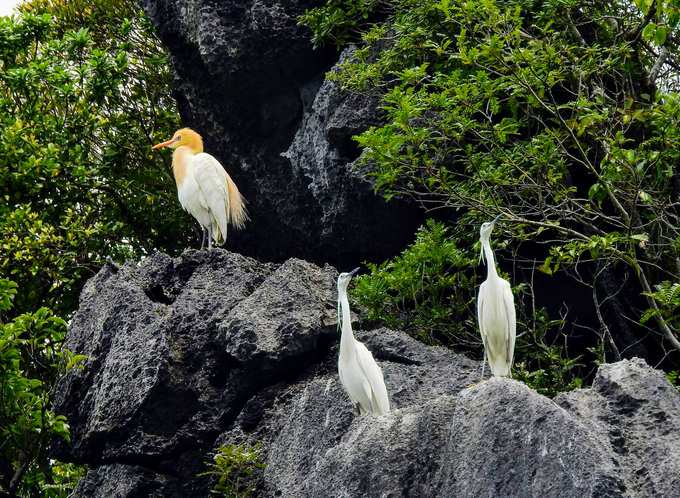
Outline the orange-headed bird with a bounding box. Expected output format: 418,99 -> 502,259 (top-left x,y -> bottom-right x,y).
153,128 -> 248,249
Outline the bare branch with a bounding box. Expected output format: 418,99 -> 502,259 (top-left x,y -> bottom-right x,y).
647,45 -> 670,85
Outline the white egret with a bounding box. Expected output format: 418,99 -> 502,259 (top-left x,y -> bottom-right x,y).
337,268 -> 391,415
152,128 -> 248,249
477,214 -> 516,378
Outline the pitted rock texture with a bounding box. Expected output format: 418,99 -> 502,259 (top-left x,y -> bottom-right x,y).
53,251 -> 680,497
555,358 -> 680,497
140,0 -> 424,266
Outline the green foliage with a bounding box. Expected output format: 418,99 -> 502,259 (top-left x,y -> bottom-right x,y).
0,0 -> 182,319
302,0 -> 680,359
514,343 -> 584,398
0,1 -> 184,494
354,219 -> 478,346
354,220 -> 595,393
667,370 -> 680,391
641,281 -> 680,325
200,444 -> 266,498
17,461 -> 87,498
0,278 -> 86,497
299,0 -> 386,49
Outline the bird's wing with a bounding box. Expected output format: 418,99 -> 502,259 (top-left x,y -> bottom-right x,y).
194,153 -> 230,242
337,364 -> 358,405
502,279 -> 516,366
355,342 -> 390,414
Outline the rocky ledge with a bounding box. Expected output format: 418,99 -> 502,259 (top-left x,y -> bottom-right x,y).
53,250 -> 680,497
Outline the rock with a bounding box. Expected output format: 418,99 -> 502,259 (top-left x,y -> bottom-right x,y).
71,464 -> 182,498
555,358 -> 680,497
53,252 -> 680,497
53,250 -> 337,495
438,379 -> 626,498
260,369 -> 628,498
140,0 -> 424,266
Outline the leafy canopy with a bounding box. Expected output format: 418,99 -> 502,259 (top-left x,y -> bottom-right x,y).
301,0 -> 680,364
0,0 -> 183,495
0,278 -> 86,497
0,0 -> 182,319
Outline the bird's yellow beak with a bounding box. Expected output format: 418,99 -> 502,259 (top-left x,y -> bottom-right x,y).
152,137 -> 178,150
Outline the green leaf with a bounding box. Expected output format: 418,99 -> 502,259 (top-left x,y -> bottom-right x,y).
654,26 -> 667,45
642,23 -> 656,41
630,234 -> 649,242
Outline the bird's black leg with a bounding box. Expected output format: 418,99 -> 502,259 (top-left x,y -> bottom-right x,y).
356,403 -> 361,415
207,224 -> 213,250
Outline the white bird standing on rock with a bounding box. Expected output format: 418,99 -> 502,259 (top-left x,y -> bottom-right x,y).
152,127 -> 248,250
337,268 -> 391,415
477,214 -> 516,378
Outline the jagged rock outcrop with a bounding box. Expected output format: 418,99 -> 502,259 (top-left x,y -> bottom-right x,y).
53,251 -> 680,497
139,0 -> 423,266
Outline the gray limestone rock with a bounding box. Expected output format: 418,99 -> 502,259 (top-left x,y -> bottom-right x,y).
556,358 -> 680,497
53,252 -> 680,497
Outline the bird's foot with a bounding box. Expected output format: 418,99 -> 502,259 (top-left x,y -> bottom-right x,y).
466,379 -> 486,388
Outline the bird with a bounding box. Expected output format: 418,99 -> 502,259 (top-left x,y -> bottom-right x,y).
336,268 -> 391,415
477,214 -> 516,378
152,127 -> 248,250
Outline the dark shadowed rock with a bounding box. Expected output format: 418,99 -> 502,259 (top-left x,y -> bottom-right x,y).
140,0 -> 424,266
53,252 -> 680,497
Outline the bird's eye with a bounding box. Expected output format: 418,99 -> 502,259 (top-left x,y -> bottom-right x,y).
176,135 -> 182,140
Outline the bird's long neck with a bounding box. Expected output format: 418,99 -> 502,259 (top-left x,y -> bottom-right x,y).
171,146 -> 195,187
338,287 -> 356,360
483,237 -> 500,280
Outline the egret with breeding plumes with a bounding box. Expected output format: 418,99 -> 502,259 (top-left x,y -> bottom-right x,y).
152,128 -> 248,249
477,214 -> 516,378
337,268 -> 391,415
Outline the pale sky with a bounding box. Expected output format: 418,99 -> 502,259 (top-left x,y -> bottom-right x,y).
0,0 -> 22,17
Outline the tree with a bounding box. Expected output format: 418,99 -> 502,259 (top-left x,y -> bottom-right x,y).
0,1 -> 182,494
0,278 -> 86,498
0,0 -> 182,319
301,0 -> 680,367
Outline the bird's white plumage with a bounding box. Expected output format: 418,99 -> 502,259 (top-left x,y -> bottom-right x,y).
193,152 -> 230,243
176,152 -> 233,245
154,128 -> 248,250
477,215 -> 516,378
337,270 -> 391,415
478,275 -> 516,377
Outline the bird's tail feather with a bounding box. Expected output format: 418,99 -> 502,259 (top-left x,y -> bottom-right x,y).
488,352 -> 511,377
212,219 -> 226,245
225,172 -> 249,229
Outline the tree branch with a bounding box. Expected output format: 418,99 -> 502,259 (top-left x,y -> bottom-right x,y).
647,45 -> 670,86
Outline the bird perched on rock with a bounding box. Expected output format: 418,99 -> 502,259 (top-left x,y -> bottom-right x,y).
477,214 -> 516,378
337,268 -> 391,415
152,128 -> 248,249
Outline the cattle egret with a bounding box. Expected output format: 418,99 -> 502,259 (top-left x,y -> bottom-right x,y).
337,268 -> 391,415
477,214 -> 516,378
152,128 -> 248,249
